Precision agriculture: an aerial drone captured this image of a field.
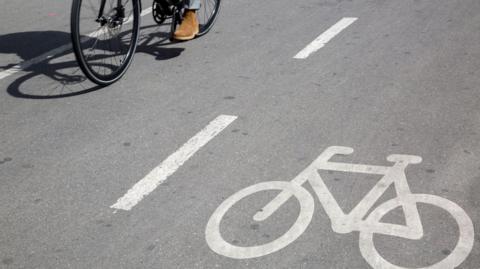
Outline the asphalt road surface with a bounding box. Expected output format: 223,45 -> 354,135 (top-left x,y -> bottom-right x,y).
1,0 -> 480,268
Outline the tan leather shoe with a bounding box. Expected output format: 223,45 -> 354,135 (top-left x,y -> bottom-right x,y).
173,10 -> 199,41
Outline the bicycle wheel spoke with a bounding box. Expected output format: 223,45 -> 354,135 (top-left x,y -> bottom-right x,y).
196,0 -> 219,34
102,29 -> 109,76
204,1 -> 207,24
106,30 -> 114,71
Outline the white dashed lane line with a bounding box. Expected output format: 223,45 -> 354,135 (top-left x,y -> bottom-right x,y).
294,17 -> 358,59
111,115 -> 238,211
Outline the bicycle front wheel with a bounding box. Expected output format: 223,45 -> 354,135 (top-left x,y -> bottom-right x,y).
196,0 -> 221,36
71,0 -> 140,86
205,181 -> 314,259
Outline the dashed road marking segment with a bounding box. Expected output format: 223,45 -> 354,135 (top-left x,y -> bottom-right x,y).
0,7 -> 153,81
294,17 -> 358,59
111,115 -> 238,211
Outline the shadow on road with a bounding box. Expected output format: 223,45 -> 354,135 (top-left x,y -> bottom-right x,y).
0,24 -> 184,99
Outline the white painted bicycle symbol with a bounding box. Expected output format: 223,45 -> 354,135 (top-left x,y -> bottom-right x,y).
205,146 -> 475,269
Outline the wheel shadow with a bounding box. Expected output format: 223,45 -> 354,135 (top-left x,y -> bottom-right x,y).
1,23 -> 184,99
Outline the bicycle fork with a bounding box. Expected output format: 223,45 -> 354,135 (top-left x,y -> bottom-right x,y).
97,0 -> 126,26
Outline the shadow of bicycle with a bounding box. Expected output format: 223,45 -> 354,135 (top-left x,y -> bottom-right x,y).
1,23 -> 184,99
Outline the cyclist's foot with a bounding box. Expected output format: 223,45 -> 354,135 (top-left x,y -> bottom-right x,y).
173,10 -> 199,41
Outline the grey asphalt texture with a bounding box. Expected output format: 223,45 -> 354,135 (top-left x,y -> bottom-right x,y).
1,0 -> 480,268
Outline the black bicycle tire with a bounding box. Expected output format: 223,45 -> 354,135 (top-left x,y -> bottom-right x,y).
71,0 -> 141,86
197,0 -> 221,36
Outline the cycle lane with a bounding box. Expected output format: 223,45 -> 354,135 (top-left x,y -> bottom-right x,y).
76,0 -> 480,267
0,0 -> 346,267
1,0 -> 480,268
148,0 -> 480,267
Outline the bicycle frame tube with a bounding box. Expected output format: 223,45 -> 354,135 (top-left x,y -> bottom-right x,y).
254,146 -> 425,238
254,146 -> 367,222
97,0 -> 126,19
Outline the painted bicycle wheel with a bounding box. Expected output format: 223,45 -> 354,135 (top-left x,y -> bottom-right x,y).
205,181 -> 314,259
359,194 -> 474,269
